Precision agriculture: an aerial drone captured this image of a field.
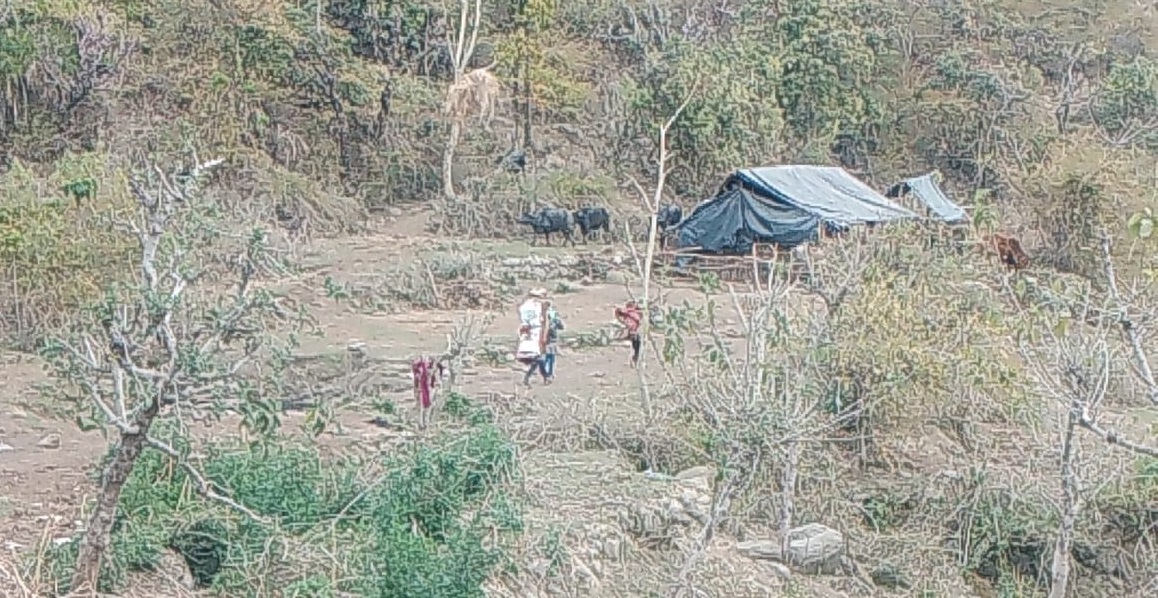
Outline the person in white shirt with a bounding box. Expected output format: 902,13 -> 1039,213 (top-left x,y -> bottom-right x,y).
516,288 -> 551,386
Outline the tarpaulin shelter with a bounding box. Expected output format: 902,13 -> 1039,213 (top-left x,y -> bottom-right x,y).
885,172 -> 968,224
675,165 -> 918,253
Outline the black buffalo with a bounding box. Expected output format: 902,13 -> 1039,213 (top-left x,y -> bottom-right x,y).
657,204 -> 682,231
517,208 -> 576,246
573,206 -> 611,242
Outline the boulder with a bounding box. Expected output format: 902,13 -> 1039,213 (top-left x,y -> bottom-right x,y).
736,523 -> 845,575
785,523 -> 844,574
618,465 -> 716,549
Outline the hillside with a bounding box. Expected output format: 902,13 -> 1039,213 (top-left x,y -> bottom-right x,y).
1,1 -> 1158,597
3,0 -> 1158,340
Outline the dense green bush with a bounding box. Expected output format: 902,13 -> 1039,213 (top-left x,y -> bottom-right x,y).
47,418 -> 522,597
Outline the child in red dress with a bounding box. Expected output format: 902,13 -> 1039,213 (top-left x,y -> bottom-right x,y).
614,301 -> 643,367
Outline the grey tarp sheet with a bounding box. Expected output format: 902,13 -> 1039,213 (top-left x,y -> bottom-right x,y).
734,166 -> 917,227
676,187 -> 821,253
675,165 -> 916,253
888,173 -> 967,223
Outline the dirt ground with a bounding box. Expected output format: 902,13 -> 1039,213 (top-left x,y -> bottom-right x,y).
0,214 -> 695,590
7,215 -> 1152,598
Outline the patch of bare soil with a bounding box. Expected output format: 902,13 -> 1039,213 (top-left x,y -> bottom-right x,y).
0,219 -> 671,594
1,353 -> 105,562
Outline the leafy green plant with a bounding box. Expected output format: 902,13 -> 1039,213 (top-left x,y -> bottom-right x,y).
39,157 -> 310,591
1091,56 -> 1158,147
955,484 -> 1056,590
47,422 -> 522,597
1128,208 -> 1156,240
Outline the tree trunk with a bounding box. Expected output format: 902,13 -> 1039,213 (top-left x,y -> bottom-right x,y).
521,55 -> 533,152
779,438 -> 800,554
70,400 -> 160,592
1048,402 -> 1080,598
442,119 -> 461,200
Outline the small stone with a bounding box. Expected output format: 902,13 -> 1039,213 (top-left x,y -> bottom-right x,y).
37,434 -> 61,449
737,539 -> 784,561
765,562 -> 792,579
871,563 -> 911,589
0,443 -> 13,452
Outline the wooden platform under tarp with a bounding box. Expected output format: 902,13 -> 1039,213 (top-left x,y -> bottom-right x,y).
653,243 -> 811,284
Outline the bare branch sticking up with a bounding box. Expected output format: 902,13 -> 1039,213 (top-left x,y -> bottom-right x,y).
621,79 -> 698,418
1099,234 -> 1158,406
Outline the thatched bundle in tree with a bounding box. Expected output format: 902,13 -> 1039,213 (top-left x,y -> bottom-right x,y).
443,67 -> 500,127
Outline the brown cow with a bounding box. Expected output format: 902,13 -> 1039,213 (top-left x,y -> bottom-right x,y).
984,233 -> 1030,270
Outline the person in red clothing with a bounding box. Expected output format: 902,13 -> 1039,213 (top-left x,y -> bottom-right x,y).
615,301 -> 643,367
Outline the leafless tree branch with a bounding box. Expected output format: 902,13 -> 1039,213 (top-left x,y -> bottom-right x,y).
1100,234 -> 1158,406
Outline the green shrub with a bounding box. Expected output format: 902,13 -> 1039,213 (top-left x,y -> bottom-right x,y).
48,419 -> 522,597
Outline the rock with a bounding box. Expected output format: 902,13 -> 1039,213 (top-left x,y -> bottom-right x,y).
674,465 -> 715,485
871,563 -> 911,589
765,562 -> 792,579
736,523 -> 845,575
785,523 -> 844,574
0,442 -> 13,452
619,465 -> 715,549
737,539 -> 784,561
605,270 -> 629,285
37,434 -> 61,449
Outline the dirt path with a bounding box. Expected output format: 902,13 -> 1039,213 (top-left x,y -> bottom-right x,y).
0,218 -> 654,562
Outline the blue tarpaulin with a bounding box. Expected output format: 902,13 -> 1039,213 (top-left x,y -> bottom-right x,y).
885,172 -> 968,223
675,165 -> 917,253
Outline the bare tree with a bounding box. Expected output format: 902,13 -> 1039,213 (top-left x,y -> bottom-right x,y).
1054,43 -> 1088,136
440,0 -> 498,200
1016,233 -> 1158,598
1100,236 -> 1158,407
43,158 -> 305,592
654,268 -> 844,591
651,229 -> 885,589
622,82 -> 697,417
1018,302 -> 1106,598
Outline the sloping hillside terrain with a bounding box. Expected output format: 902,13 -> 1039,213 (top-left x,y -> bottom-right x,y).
1,1 -> 1158,597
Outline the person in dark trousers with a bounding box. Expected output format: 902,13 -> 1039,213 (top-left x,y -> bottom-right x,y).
615,301 -> 643,367
543,305 -> 565,380
517,288 -> 552,387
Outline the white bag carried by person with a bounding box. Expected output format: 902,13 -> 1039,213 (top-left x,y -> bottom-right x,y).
516,337 -> 542,361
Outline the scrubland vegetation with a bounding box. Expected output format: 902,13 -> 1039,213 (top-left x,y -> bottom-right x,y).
1,1 -> 1157,597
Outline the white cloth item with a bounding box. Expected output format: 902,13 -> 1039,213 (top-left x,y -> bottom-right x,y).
516,298 -> 546,359
519,298 -> 545,330
516,338 -> 542,360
